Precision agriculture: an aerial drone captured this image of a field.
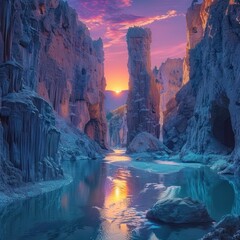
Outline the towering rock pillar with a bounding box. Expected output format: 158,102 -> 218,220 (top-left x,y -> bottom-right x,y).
126,27 -> 160,145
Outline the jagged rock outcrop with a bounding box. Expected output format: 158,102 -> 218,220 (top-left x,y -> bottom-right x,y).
163,83 -> 196,152
107,105 -> 127,148
163,0 -> 240,168
8,0 -> 107,149
0,0 -> 63,182
0,0 -> 107,185
154,58 -> 183,139
56,116 -> 105,161
126,27 -> 160,145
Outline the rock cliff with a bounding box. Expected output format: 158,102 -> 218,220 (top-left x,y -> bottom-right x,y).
107,105 -> 127,147
154,59 -> 183,139
11,0 -> 107,149
163,0 -> 240,168
126,27 -> 160,145
0,0 -> 107,185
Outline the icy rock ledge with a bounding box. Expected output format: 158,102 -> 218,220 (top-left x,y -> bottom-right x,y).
146,197 -> 212,225
201,215 -> 240,240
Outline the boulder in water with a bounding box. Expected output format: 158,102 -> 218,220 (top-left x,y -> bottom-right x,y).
146,197 -> 213,225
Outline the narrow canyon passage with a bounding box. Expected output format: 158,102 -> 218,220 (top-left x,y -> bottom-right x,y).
0,150 -> 238,240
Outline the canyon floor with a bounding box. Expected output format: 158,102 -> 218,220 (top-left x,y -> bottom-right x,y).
0,150 -> 239,240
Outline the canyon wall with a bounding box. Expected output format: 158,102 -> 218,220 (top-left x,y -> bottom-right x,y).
126,27 -> 160,145
0,0 -> 107,185
11,0 -> 107,149
107,105 -> 127,147
0,0 -> 63,183
154,59 -> 183,139
163,0 -> 240,167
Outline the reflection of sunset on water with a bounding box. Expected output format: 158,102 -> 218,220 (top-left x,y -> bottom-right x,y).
104,149 -> 132,162
105,178 -> 128,207
100,168 -> 132,238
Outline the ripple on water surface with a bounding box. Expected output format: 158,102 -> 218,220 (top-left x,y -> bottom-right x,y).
0,151 -> 239,240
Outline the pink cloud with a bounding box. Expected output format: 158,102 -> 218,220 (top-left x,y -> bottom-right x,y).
68,0 -> 183,48
103,11 -> 183,48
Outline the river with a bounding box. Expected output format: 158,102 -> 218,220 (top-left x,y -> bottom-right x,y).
0,150 -> 239,240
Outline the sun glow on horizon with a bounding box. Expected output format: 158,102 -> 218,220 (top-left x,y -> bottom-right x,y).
115,90 -> 121,94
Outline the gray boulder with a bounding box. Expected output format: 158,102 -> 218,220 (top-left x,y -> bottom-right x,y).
146,197 -> 213,225
126,132 -> 171,155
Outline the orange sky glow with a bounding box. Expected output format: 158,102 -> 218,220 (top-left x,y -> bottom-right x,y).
67,0 -> 193,92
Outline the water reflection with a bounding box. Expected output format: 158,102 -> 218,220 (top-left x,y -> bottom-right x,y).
161,167 -> 236,221
0,157 -> 239,240
104,149 -> 132,162
100,168 -> 131,239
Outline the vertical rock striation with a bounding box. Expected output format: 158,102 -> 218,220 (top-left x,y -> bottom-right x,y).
9,0 -> 107,149
155,58 -> 183,139
163,0 -> 240,169
126,27 -> 160,145
0,0 -> 107,185
107,105 -> 127,147
0,0 -> 63,183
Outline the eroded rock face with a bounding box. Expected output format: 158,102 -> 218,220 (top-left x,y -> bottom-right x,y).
146,197 -> 212,225
2,90 -> 63,182
163,83 -> 195,152
155,58 -> 183,139
126,132 -> 171,155
9,0 -> 107,149
126,27 -> 160,145
105,90 -> 128,113
163,0 -> 240,167
0,0 -> 107,184
107,105 -> 127,148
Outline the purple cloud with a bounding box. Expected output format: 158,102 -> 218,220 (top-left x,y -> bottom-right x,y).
67,0 -> 182,48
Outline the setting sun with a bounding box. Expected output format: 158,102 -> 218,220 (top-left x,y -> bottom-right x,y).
115,90 -> 121,94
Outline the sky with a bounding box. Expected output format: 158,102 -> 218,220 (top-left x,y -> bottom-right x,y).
67,0 -> 193,91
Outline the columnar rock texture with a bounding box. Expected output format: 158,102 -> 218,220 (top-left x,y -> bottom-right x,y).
9,0 -> 107,149
163,0 -> 240,166
0,0 -> 63,183
126,27 -> 160,145
107,105 -> 127,147
155,59 -> 183,139
0,0 -> 107,185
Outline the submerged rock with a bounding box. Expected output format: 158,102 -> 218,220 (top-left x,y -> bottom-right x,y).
146,197 -> 212,225
201,215 -> 240,240
126,132 -> 171,155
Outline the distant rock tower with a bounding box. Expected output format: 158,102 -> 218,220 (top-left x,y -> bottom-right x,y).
126,27 -> 160,145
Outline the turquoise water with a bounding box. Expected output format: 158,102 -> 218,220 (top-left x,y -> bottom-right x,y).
0,151 -> 238,240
